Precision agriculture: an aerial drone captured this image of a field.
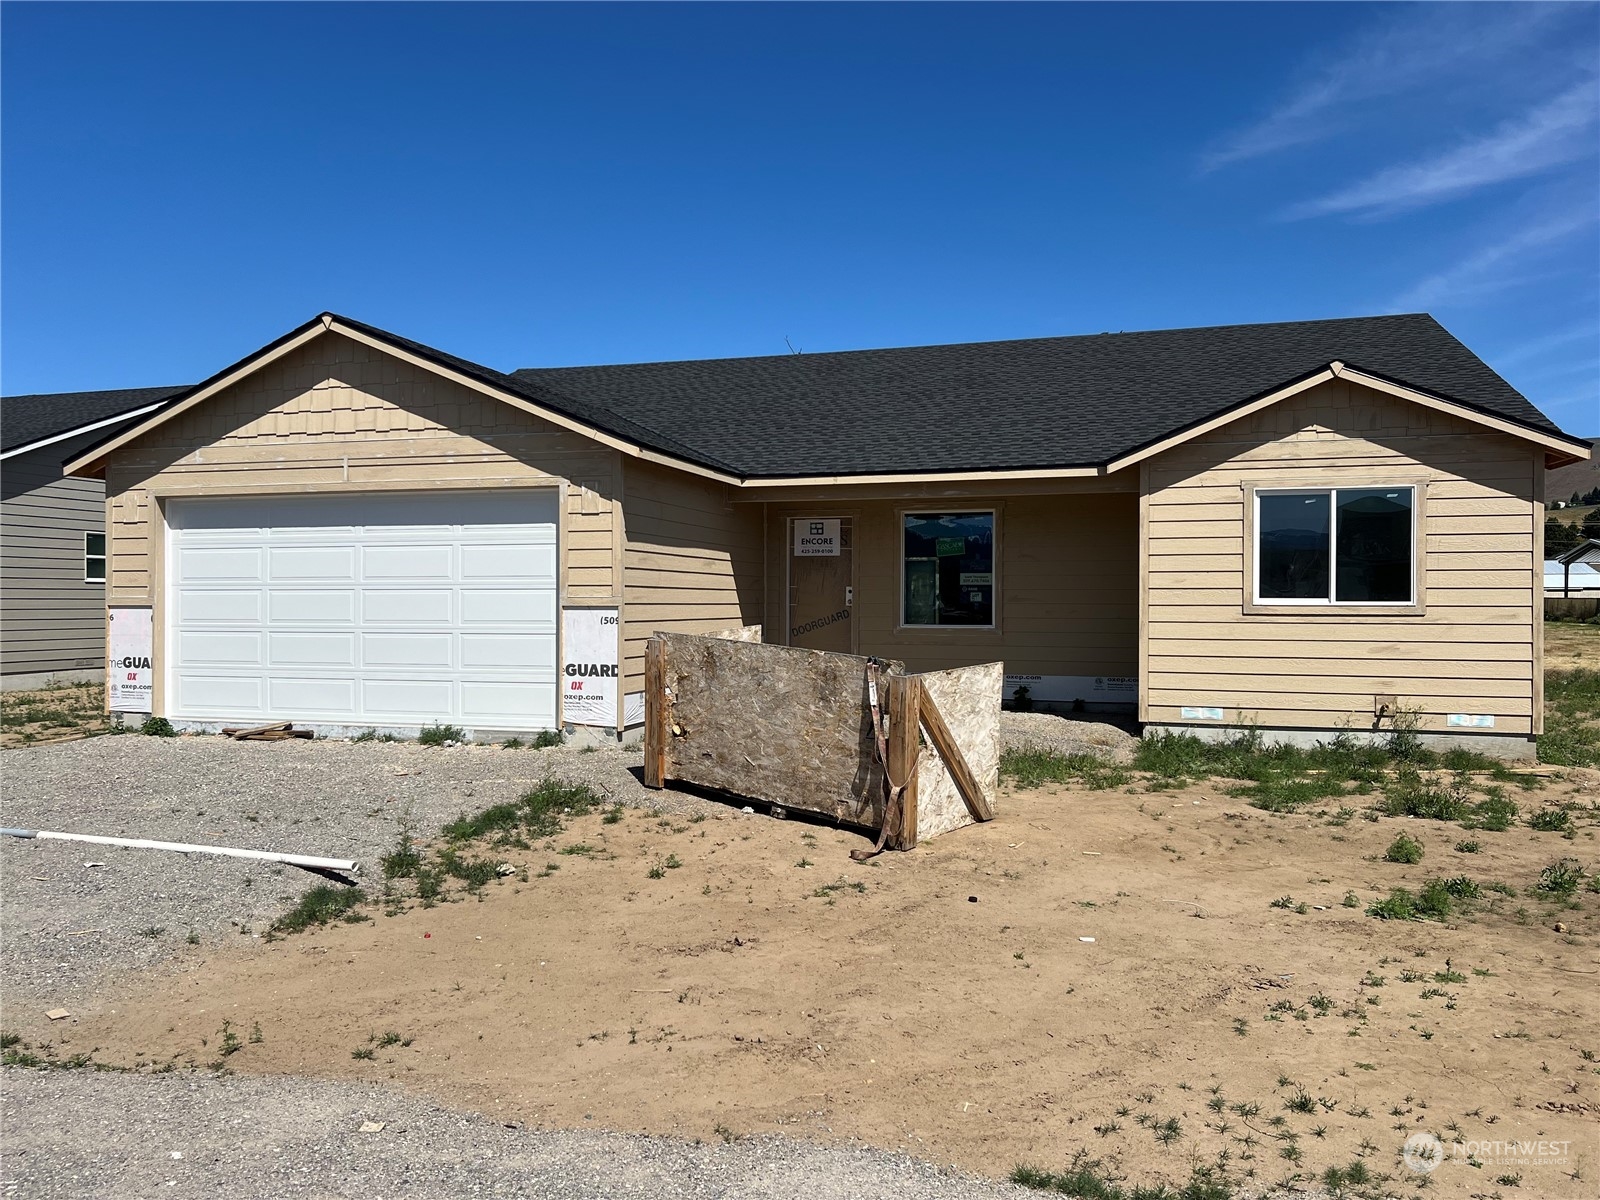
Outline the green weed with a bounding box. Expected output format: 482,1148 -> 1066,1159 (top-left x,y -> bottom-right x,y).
1528,807 -> 1574,833
1384,834 -> 1424,864
1535,858 -> 1585,899
418,723 -> 466,746
1541,669 -> 1600,767
270,885 -> 366,935
1001,749 -> 1131,791
443,778 -> 602,842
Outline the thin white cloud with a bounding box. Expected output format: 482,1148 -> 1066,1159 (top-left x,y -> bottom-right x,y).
1390,210 -> 1596,311
1201,5 -> 1567,171
1489,320 -> 1600,370
1285,82 -> 1598,220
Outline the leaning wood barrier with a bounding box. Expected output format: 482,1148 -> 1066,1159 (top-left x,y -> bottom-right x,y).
642,631 -> 1000,849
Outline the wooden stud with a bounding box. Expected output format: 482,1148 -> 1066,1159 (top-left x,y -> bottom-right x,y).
917,689 -> 995,822
887,673 -> 921,850
643,636 -> 668,788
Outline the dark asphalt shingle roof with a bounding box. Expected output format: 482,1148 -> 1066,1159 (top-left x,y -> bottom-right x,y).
25,312 -> 1584,479
2,384 -> 190,454
511,313 -> 1576,478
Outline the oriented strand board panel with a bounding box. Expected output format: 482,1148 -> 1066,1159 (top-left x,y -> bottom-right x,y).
660,633 -> 901,827
708,625 -> 763,642
1141,378 -> 1542,735
915,661 -> 1003,840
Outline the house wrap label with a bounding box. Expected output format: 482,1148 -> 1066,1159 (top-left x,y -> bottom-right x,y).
561,608 -> 619,727
107,607 -> 154,712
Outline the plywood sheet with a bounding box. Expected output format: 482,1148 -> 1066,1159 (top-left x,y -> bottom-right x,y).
707,625 -> 763,642
659,633 -> 902,827
915,662 -> 1003,840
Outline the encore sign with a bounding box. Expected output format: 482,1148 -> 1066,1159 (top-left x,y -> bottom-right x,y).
793,518 -> 841,556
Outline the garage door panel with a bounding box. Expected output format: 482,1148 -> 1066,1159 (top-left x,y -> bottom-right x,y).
363,545 -> 453,581
461,542 -> 556,581
269,633 -> 357,667
363,634 -> 454,668
179,631 -> 263,666
178,590 -> 262,624
461,589 -> 556,626
268,590 -> 356,624
179,547 -> 263,582
461,633 -> 554,670
361,678 -> 455,716
269,546 -> 356,581
363,591 -> 452,625
168,492 -> 560,730
179,675 -> 263,712
462,681 -> 557,723
269,677 -> 358,714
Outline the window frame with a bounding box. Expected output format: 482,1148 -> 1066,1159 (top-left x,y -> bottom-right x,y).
1243,481 -> 1425,616
897,507 -> 1000,631
84,530 -> 107,584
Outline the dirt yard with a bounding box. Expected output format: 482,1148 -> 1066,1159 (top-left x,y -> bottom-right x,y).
13,765 -> 1596,1199
0,681 -> 109,748
1545,620 -> 1600,671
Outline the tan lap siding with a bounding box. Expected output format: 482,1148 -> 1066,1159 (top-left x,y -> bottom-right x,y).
1142,379 -> 1540,735
98,331 -> 622,716
762,491 -> 1138,677
620,459 -> 764,699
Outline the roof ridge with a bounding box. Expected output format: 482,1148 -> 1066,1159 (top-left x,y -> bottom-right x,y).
511,313 -> 1437,375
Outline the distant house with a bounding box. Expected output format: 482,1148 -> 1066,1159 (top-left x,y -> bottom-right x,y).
41,312 -> 1596,758
1,386 -> 187,688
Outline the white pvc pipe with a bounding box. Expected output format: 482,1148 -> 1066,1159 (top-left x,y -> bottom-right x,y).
0,828 -> 359,874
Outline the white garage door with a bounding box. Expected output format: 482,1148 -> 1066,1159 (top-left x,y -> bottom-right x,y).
167,491 -> 559,731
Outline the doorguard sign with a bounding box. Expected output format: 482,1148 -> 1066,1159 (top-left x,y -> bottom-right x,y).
793,518 -> 841,556
108,607 -> 154,712
562,607 -> 619,726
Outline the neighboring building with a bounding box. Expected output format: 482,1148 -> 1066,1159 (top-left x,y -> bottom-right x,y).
1546,540 -> 1600,597
1,386 -> 187,689
57,312 -> 1590,757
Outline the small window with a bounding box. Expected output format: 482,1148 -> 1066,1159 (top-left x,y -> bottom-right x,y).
84,532 -> 107,583
1255,487 -> 1414,605
903,512 -> 995,626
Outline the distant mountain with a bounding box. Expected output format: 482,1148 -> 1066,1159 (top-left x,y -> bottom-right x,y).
1549,441 -> 1600,510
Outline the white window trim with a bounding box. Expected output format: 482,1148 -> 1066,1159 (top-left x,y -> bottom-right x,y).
84,530 -> 107,584
897,508 -> 999,631
1250,484 -> 1418,608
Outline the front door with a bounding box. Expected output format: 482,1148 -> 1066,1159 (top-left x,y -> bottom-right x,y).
788,517 -> 854,652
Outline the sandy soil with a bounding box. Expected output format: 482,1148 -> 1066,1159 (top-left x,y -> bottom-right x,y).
0,683 -> 109,748
1545,621 -> 1600,672
21,776 -> 1597,1198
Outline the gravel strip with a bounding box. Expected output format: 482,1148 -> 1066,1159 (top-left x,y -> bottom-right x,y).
0,1068 -> 1028,1200
998,712 -> 1138,762
0,734 -> 716,1010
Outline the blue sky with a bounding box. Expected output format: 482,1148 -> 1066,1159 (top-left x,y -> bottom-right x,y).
3,2 -> 1596,432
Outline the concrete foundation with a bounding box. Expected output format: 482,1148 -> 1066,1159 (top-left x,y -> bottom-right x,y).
2,667 -> 105,692
1140,722 -> 1538,762
118,715 -> 619,746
